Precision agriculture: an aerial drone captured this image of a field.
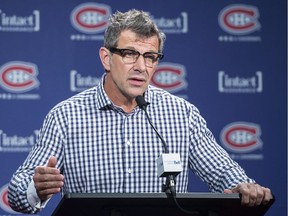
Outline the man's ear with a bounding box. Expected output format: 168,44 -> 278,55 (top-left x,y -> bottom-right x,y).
99,47 -> 111,71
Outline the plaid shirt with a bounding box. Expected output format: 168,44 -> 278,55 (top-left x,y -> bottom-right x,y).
8,75 -> 254,213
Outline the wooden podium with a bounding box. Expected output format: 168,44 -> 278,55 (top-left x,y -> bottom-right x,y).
52,192 -> 274,216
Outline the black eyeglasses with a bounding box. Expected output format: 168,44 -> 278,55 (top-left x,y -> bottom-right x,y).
109,47 -> 164,68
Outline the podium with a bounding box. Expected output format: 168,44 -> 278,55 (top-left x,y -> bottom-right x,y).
52,192 -> 274,216
52,193 -> 275,216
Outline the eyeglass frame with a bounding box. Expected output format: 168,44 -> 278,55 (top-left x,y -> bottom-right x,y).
108,47 -> 164,67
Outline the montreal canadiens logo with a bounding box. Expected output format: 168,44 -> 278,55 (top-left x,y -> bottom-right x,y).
220,122 -> 262,153
0,184 -> 17,214
0,61 -> 39,93
71,3 -> 111,34
218,4 -> 260,35
151,63 -> 187,92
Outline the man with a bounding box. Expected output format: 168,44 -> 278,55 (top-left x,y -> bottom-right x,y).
8,9 -> 272,214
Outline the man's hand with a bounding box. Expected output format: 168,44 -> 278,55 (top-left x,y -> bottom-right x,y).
224,182 -> 272,206
33,156 -> 64,202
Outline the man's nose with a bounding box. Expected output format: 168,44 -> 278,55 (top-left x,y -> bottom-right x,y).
133,55 -> 147,71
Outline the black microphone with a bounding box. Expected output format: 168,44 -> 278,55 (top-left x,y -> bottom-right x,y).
135,95 -> 148,110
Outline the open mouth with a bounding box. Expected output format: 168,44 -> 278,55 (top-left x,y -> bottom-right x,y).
129,77 -> 146,86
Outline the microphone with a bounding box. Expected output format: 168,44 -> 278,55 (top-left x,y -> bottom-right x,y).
135,95 -> 182,194
135,95 -> 148,110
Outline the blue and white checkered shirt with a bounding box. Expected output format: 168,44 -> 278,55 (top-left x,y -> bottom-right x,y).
9,75 -> 254,213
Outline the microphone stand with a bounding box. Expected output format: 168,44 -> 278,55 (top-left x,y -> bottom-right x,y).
136,96 -> 199,215
135,96 -> 176,196
163,175 -> 176,196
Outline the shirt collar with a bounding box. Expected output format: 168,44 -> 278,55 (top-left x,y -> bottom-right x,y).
96,74 -> 113,110
96,74 -> 152,110
144,85 -> 152,107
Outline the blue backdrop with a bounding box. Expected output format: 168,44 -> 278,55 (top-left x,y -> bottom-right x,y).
0,1 -> 286,215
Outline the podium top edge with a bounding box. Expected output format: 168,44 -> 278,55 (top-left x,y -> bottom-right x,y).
63,192 -> 241,200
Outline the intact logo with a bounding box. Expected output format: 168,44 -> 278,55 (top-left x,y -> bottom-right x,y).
220,122 -> 262,153
152,12 -> 188,34
218,71 -> 263,93
218,4 -> 260,35
0,184 -> 17,214
0,10 -> 40,32
71,3 -> 111,34
151,63 -> 187,92
0,61 -> 39,93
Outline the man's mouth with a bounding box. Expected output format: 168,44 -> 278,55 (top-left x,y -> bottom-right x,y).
128,77 -> 146,86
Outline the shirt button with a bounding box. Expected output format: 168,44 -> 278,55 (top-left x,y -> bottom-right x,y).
127,168 -> 133,174
126,140 -> 131,146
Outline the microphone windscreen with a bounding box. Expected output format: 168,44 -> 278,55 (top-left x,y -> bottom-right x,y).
136,95 -> 147,109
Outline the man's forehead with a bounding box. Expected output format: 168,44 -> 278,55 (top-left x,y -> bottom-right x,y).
118,30 -> 159,49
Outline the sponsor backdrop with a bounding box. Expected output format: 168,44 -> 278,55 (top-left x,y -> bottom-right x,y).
0,0 -> 286,215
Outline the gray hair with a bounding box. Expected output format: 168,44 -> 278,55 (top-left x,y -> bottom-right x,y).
104,9 -> 166,52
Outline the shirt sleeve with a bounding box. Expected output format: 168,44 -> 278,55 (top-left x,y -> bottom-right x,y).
8,109 -> 65,213
27,180 -> 50,210
188,105 -> 255,192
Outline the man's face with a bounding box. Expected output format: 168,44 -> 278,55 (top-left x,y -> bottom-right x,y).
102,30 -> 160,104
